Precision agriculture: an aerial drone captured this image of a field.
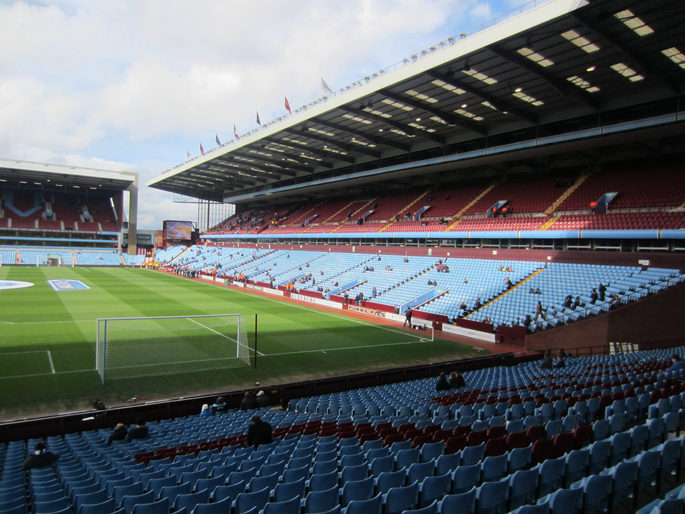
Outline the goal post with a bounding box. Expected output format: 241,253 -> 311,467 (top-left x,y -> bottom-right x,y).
96,314 -> 251,383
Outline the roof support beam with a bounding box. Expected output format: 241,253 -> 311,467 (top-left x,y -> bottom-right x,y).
315,118 -> 410,152
265,137 -> 356,164
379,88 -> 490,135
235,151 -> 309,174
572,12 -> 679,94
341,105 -> 446,145
211,160 -> 277,181
489,46 -> 599,111
255,143 -> 334,169
426,71 -> 538,125
286,129 -> 380,158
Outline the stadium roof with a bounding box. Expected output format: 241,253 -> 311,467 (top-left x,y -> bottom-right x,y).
0,158 -> 136,191
148,0 -> 685,205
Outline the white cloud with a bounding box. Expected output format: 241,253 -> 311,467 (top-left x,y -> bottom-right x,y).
471,2 -> 493,19
0,0 -> 507,229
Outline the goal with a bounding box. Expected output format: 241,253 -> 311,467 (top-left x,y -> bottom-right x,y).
96,314 -> 250,383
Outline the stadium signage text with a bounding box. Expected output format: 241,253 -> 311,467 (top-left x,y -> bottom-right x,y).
347,304 -> 387,319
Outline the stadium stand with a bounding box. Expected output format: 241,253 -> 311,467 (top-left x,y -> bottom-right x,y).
159,246 -> 685,332
2,348 -> 685,513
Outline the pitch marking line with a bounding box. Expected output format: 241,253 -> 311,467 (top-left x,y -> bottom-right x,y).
262,338 -> 428,357
186,318 -> 265,356
0,368 -> 96,380
46,350 -> 56,374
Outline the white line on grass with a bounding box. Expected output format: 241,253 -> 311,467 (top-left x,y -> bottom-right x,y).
262,338 -> 427,357
0,350 -> 51,355
0,320 -> 15,325
0,368 -> 95,380
46,350 -> 55,374
187,318 -> 265,356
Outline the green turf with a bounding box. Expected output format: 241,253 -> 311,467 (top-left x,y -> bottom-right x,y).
0,267 -> 487,418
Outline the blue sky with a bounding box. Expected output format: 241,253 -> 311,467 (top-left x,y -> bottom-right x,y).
0,0 -> 517,229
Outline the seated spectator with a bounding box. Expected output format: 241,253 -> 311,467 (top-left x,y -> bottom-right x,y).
211,396 -> 227,414
553,356 -> 566,368
241,391 -> 257,410
127,419 -> 149,442
246,414 -> 273,448
256,390 -> 269,408
22,442 -> 60,470
435,372 -> 450,391
107,423 -> 128,445
590,288 -> 598,304
449,371 -> 465,389
665,354 -> 685,374
200,403 -> 211,416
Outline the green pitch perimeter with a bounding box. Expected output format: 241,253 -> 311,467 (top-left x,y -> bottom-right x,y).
0,267 -> 486,419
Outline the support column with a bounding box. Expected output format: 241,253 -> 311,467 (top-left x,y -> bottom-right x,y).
127,174 -> 139,255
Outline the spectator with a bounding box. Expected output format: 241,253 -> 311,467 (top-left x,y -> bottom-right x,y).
404,308 -> 413,328
241,391 -> 257,410
665,354 -> 685,374
590,288 -> 598,304
127,419 -> 149,442
540,350 -> 553,369
435,372 -> 450,391
553,355 -> 566,368
256,390 -> 269,408
200,403 -> 211,416
107,423 -> 128,445
535,301 -> 546,320
212,396 -> 227,415
246,414 -> 273,448
22,442 -> 60,470
449,371 -> 465,388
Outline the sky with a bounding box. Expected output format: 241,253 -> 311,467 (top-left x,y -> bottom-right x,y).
0,0 -> 517,230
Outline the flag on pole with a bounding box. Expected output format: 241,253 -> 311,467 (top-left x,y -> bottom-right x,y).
215,134 -> 221,146
321,77 -> 333,95
256,111 -> 261,125
284,96 -> 292,114
234,124 -> 239,139
186,150 -> 191,159
200,143 -> 205,155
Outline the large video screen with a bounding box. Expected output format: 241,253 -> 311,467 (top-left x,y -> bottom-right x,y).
164,220 -> 193,240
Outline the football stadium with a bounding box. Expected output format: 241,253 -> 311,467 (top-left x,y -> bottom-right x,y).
2,0 -> 685,511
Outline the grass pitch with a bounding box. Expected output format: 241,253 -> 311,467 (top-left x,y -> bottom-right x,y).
0,267 -> 486,419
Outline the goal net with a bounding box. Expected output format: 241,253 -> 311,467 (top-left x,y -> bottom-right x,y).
96,314 -> 250,383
